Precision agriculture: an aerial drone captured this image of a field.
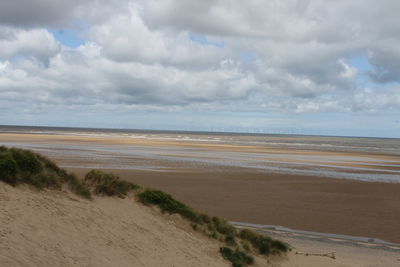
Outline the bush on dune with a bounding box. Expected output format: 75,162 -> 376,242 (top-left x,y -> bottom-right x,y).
0,152 -> 18,185
0,147 -> 137,199
0,146 -> 91,198
212,216 -> 237,236
9,148 -> 43,175
239,229 -> 289,255
138,187 -> 289,266
36,154 -> 69,179
138,189 -> 203,223
84,169 -> 140,198
67,173 -> 92,199
220,247 -> 254,267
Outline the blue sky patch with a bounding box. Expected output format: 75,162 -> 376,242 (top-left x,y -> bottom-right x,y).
188,33 -> 224,47
346,53 -> 372,72
240,51 -> 256,62
48,28 -> 85,48
345,53 -> 374,88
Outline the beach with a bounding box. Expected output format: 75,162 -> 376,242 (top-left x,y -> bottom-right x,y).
1,128 -> 400,244
70,167 -> 400,244
4,182 -> 398,267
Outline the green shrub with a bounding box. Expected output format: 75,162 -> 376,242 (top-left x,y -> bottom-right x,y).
241,241 -> 251,252
207,223 -> 215,232
22,172 -> 61,189
239,229 -> 288,255
219,247 -> 254,267
191,223 -> 198,231
84,170 -> 109,185
84,170 -> 140,198
67,173 -> 92,199
138,189 -> 202,223
199,213 -> 211,224
36,155 -> 68,179
10,148 -> 42,174
0,147 -> 91,199
212,216 -> 237,236
209,231 -> 218,239
225,234 -> 237,246
0,152 -> 19,185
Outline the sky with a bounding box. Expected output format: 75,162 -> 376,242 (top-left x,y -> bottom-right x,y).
0,0 -> 399,138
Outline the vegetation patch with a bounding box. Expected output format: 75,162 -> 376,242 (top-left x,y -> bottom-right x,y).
211,216 -> 237,236
0,151 -> 19,185
0,146 -> 91,198
239,228 -> 289,255
84,170 -> 140,198
137,187 -> 288,266
220,247 -> 254,267
67,173 -> 92,199
138,189 -> 202,222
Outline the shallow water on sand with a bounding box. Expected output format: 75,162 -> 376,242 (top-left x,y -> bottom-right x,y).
1,126 -> 399,182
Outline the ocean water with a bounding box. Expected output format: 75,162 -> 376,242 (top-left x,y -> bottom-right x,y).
0,125 -> 399,182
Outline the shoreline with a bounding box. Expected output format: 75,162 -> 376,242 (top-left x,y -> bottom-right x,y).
0,132 -> 399,183
231,221 -> 400,249
1,132 -> 400,243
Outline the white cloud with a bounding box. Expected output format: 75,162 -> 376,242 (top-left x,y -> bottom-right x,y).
0,0 -> 399,133
339,59 -> 358,79
0,27 -> 60,63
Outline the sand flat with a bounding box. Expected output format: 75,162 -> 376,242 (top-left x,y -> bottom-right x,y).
67,167 -> 400,244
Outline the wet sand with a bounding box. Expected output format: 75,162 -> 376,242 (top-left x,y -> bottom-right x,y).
1,132 -> 400,243
68,167 -> 400,244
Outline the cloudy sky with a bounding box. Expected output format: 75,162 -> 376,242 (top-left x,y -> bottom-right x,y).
0,0 -> 399,137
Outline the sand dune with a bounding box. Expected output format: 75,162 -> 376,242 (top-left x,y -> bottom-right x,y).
0,183 -> 227,267
0,182 -> 375,267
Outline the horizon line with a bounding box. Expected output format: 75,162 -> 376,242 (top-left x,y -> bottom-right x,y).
0,124 -> 399,140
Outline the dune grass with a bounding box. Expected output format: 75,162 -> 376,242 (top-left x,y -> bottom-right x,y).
0,146 -> 91,198
220,247 -> 254,267
138,189 -> 203,222
0,150 -> 19,185
239,228 -> 289,255
68,173 -> 92,199
138,188 -> 289,266
84,169 -> 140,198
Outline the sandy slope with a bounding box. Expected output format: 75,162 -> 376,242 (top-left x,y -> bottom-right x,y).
1,183 -> 397,267
0,183 -> 227,267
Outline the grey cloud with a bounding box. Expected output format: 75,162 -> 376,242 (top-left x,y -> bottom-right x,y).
0,0 -> 83,27
368,45 -> 400,83
0,0 -> 125,28
142,0 -> 400,90
143,0 -> 400,42
0,27 -> 60,64
0,0 -> 400,119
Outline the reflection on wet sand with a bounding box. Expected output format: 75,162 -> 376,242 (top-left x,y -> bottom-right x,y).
1,132 -> 399,182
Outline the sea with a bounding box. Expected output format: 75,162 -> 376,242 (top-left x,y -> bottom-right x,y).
0,125 -> 399,183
